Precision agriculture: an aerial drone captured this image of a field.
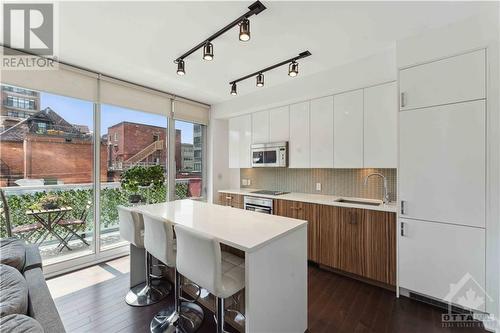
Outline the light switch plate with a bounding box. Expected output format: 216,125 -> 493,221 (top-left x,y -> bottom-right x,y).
316,183 -> 321,191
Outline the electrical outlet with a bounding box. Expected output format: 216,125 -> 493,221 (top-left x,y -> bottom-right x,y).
241,179 -> 248,186
316,183 -> 321,191
247,179 -> 251,186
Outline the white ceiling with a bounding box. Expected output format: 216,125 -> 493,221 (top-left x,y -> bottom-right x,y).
55,1 -> 494,105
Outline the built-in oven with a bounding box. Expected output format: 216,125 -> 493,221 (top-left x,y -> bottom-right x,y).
251,142 -> 288,168
244,196 -> 273,214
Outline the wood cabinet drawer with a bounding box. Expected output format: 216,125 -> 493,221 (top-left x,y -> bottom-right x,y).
275,199 -> 319,262
218,192 -> 243,209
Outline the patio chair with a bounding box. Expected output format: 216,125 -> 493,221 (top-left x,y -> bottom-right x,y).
1,189 -> 44,242
56,202 -> 91,251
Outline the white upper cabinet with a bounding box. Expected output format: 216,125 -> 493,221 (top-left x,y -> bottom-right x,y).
399,49 -> 486,110
251,110 -> 269,144
399,100 -> 486,228
269,106 -> 289,142
289,101 -> 310,168
310,96 -> 334,168
228,114 -> 251,168
363,82 -> 397,168
334,90 -> 364,168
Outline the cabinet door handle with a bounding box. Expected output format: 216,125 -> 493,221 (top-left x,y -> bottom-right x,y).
400,200 -> 406,215
401,222 -> 406,237
400,92 -> 406,108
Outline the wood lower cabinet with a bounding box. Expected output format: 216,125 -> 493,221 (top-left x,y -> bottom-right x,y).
318,205 -> 396,286
275,200 -> 319,262
364,210 -> 396,286
218,192 -> 243,209
218,194 -> 396,286
318,205 -> 340,268
337,207 -> 366,276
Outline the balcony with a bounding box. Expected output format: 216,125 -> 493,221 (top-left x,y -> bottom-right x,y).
0,179 -> 199,265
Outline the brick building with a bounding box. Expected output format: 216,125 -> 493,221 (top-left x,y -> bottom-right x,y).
106,122 -> 184,181
0,108 -> 106,186
0,85 -> 40,132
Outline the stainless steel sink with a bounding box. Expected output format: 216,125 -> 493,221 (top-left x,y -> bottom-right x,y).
334,198 -> 382,206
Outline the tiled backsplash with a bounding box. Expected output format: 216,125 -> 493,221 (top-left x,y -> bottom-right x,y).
240,168 -> 397,202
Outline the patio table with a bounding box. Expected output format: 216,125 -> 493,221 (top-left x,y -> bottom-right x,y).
25,206 -> 73,251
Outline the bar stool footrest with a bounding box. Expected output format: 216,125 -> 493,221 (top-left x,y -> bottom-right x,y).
150,302 -> 204,333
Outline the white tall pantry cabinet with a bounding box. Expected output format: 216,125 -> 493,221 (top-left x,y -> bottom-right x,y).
398,49 -> 487,311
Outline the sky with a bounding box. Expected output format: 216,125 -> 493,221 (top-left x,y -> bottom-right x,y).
40,92 -> 194,144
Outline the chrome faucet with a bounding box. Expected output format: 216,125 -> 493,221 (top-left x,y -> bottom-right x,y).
363,173 -> 390,204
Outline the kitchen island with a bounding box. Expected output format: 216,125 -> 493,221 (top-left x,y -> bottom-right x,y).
132,199 -> 308,333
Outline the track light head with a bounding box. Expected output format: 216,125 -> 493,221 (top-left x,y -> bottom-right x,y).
288,60 -> 299,77
239,18 -> 250,42
177,59 -> 185,76
203,42 -> 214,61
230,83 -> 237,95
256,73 -> 264,87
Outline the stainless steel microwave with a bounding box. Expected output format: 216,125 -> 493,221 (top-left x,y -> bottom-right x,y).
251,142 -> 288,167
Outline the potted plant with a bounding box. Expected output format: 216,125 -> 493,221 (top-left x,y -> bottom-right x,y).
120,165 -> 165,204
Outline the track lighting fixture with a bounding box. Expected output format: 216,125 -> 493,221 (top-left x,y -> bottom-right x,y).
174,1 -> 266,75
230,83 -> 238,95
288,60 -> 299,77
256,73 -> 264,87
239,19 -> 251,42
229,51 -> 311,95
176,59 -> 185,76
203,42 -> 214,61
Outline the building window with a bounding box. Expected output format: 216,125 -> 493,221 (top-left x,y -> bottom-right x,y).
114,132 -> 118,141
5,96 -> 37,110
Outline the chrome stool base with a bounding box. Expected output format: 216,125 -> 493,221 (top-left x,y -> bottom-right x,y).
126,280 -> 171,307
150,302 -> 204,333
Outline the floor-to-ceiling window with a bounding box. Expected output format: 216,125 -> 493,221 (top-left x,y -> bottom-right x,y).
0,84 -> 96,265
99,104 -> 168,250
0,63 -> 208,274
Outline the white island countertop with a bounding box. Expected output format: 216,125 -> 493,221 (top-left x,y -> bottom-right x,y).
136,199 -> 307,253
219,188 -> 398,213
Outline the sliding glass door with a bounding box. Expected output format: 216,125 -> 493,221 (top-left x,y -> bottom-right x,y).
99,104 -> 168,250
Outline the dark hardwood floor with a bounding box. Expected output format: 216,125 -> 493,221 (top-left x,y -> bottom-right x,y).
49,258 -> 487,333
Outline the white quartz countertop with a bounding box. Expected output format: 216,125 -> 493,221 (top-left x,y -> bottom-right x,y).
135,199 -> 307,253
219,188 -> 398,213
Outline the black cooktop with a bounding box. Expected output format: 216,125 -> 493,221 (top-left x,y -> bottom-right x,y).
251,190 -> 290,196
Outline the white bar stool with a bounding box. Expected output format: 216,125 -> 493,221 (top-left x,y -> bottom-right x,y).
174,224 -> 245,333
143,214 -> 204,333
118,206 -> 170,306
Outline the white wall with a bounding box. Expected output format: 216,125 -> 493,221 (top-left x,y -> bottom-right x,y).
207,117 -> 240,203
211,48 -> 397,119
